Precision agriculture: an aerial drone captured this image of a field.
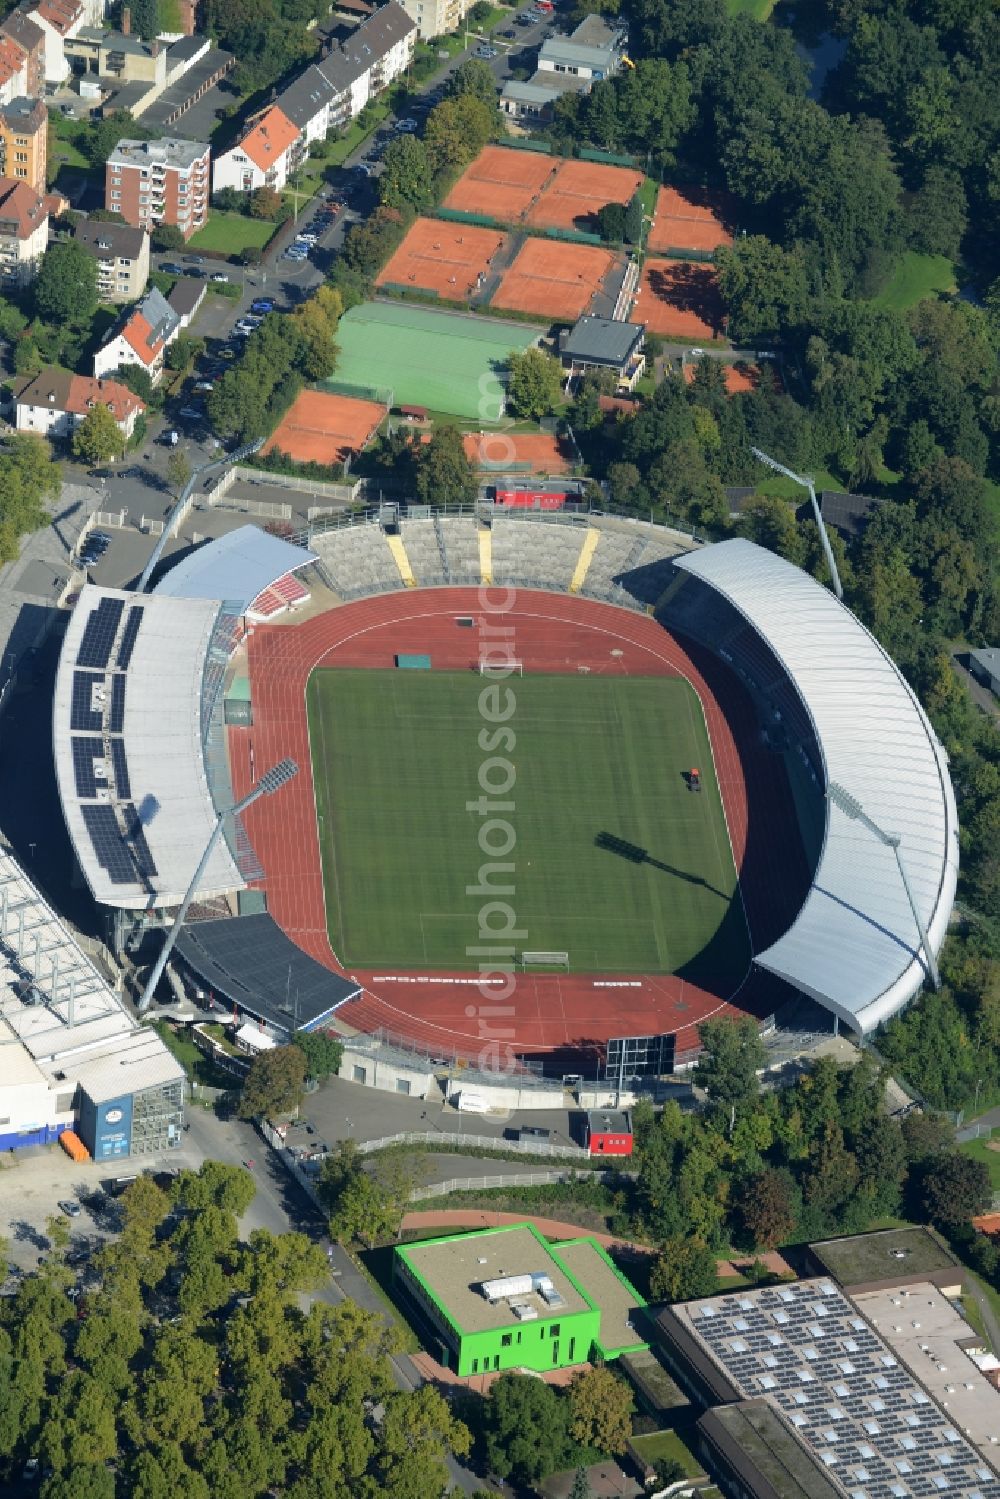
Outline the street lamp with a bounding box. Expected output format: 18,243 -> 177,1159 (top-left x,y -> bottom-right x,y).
826,779 -> 941,991
751,446 -> 843,601
137,758 -> 298,1013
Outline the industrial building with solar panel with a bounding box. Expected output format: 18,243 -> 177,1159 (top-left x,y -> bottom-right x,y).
0,493 -> 961,1156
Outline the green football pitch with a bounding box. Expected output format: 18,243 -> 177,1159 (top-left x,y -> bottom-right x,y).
307,669 -> 749,977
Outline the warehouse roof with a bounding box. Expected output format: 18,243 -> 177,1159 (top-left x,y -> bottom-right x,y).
674,539 -> 959,1034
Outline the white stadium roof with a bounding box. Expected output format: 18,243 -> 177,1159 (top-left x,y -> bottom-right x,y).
153,524 -> 316,612
675,539 -> 959,1033
54,586 -> 243,909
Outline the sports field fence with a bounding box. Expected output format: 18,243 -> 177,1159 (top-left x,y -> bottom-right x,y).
434,206 -> 508,230
578,146 -> 643,168
500,135 -> 554,154
322,378 -> 396,407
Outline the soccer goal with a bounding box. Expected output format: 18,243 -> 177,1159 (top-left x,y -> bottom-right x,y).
520,951 -> 569,971
478,660 -> 523,676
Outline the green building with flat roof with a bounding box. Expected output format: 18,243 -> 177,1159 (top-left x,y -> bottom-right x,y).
393,1222 -> 646,1377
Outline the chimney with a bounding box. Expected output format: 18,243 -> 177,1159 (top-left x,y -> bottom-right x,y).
121,5 -> 130,32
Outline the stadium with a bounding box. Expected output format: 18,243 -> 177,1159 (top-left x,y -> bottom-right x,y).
46,507 -> 959,1092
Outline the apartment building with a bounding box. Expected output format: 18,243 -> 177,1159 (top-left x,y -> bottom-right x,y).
273,1 -> 415,152
0,174 -> 49,286
210,104 -> 299,195
73,218 -> 149,303
15,370 -> 146,440
105,136 -> 209,240
25,0 -> 87,85
0,98 -> 47,194
0,13 -> 46,97
399,0 -> 472,41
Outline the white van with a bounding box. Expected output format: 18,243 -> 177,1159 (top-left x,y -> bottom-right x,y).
452,1089 -> 489,1114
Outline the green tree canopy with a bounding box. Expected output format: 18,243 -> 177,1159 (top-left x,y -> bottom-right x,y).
71,405 -> 125,466
506,346 -> 564,420
237,1044 -> 307,1121
34,241 -> 99,324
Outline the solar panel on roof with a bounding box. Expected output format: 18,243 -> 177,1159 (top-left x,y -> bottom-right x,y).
111,738 -> 130,800
71,671 -> 104,731
81,804 -> 136,884
116,605 -> 143,669
108,674 -> 126,732
72,737 -> 105,798
77,596 -> 125,668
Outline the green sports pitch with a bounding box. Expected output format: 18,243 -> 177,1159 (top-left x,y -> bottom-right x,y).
307,668 -> 750,978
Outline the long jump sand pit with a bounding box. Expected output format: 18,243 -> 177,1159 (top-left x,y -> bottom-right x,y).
376,217 -> 507,299
633,258 -> 724,341
493,237 -> 618,321
648,185 -> 734,255
463,430 -> 572,472
525,158 -> 645,232
443,144 -> 557,222
262,389 -> 384,467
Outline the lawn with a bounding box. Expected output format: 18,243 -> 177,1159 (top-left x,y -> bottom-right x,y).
755,466 -> 841,500
871,251 -> 957,312
151,1020 -> 234,1090
307,668 -> 748,974
631,1429 -> 704,1480
960,1130 -> 1000,1191
326,101 -> 391,166
725,0 -> 779,15
188,211 -> 278,255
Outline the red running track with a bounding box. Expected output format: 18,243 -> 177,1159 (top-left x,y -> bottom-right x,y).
231,589 -> 809,1065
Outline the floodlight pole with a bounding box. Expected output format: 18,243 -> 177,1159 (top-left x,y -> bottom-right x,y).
826,780 -> 941,991
136,758 -> 298,1014
136,437 -> 265,594
750,447 -> 843,602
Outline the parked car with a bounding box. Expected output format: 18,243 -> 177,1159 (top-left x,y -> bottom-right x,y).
160,261 -> 185,276
184,254 -> 206,265
499,26 -> 515,36
396,116 -> 418,132
178,404 -> 205,420
250,298 -> 274,313
210,271 -> 230,283
163,428 -> 179,445
57,1200 -> 81,1218
475,44 -> 497,57
194,379 -> 214,392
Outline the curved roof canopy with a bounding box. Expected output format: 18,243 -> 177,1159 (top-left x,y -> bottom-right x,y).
54,586 -> 243,909
154,524 -> 315,614
675,539 -> 959,1033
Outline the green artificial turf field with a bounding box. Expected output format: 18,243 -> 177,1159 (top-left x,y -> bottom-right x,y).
307,668 -> 749,976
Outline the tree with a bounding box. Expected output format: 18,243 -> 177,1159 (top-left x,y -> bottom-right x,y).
624,191 -> 644,245
918,1151 -> 992,1231
151,223 -> 185,252
481,1374 -> 572,1485
293,1029 -> 343,1079
249,186 -> 282,220
166,450 -> 191,495
237,1044 -> 307,1120
598,201 -> 627,242
289,284 -> 342,381
568,1366 -> 633,1455
715,237 -> 808,342
424,95 -> 495,175
71,405 -> 124,466
737,1167 -> 798,1250
415,424 -> 477,506
34,241 -> 98,324
694,1016 -> 766,1126
909,165 -> 967,258
506,346 -> 563,420
165,333 -> 206,371
444,57 -> 499,107
379,135 -> 435,214
649,1236 -> 720,1302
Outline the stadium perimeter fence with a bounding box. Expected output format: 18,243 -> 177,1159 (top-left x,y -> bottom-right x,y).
356,1131 -> 587,1161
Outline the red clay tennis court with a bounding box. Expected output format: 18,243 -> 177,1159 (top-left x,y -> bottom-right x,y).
375,217 -> 507,299
526,158 -> 644,231
443,144 -> 557,222
493,238 -> 618,321
633,257 -> 724,341
463,430 -> 572,472
648,185 -> 734,255
262,390 -> 385,467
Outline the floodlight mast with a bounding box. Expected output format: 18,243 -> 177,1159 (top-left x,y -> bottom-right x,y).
826,780 -> 941,991
750,447 -> 843,602
136,758 -> 298,1014
136,437 -> 265,594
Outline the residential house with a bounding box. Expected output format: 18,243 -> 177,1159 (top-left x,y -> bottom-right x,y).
15,369 -> 146,440
0,12 -> 46,97
502,13 -> 626,121
93,285 -> 180,383
272,1 -> 415,158
0,98 -> 47,194
0,35 -> 28,104
560,314 -> 645,392
166,274 -> 204,327
24,0 -> 88,86
105,136 -> 210,240
73,218 -> 149,303
65,26 -> 170,89
0,174 -> 49,285
210,104 -> 299,195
